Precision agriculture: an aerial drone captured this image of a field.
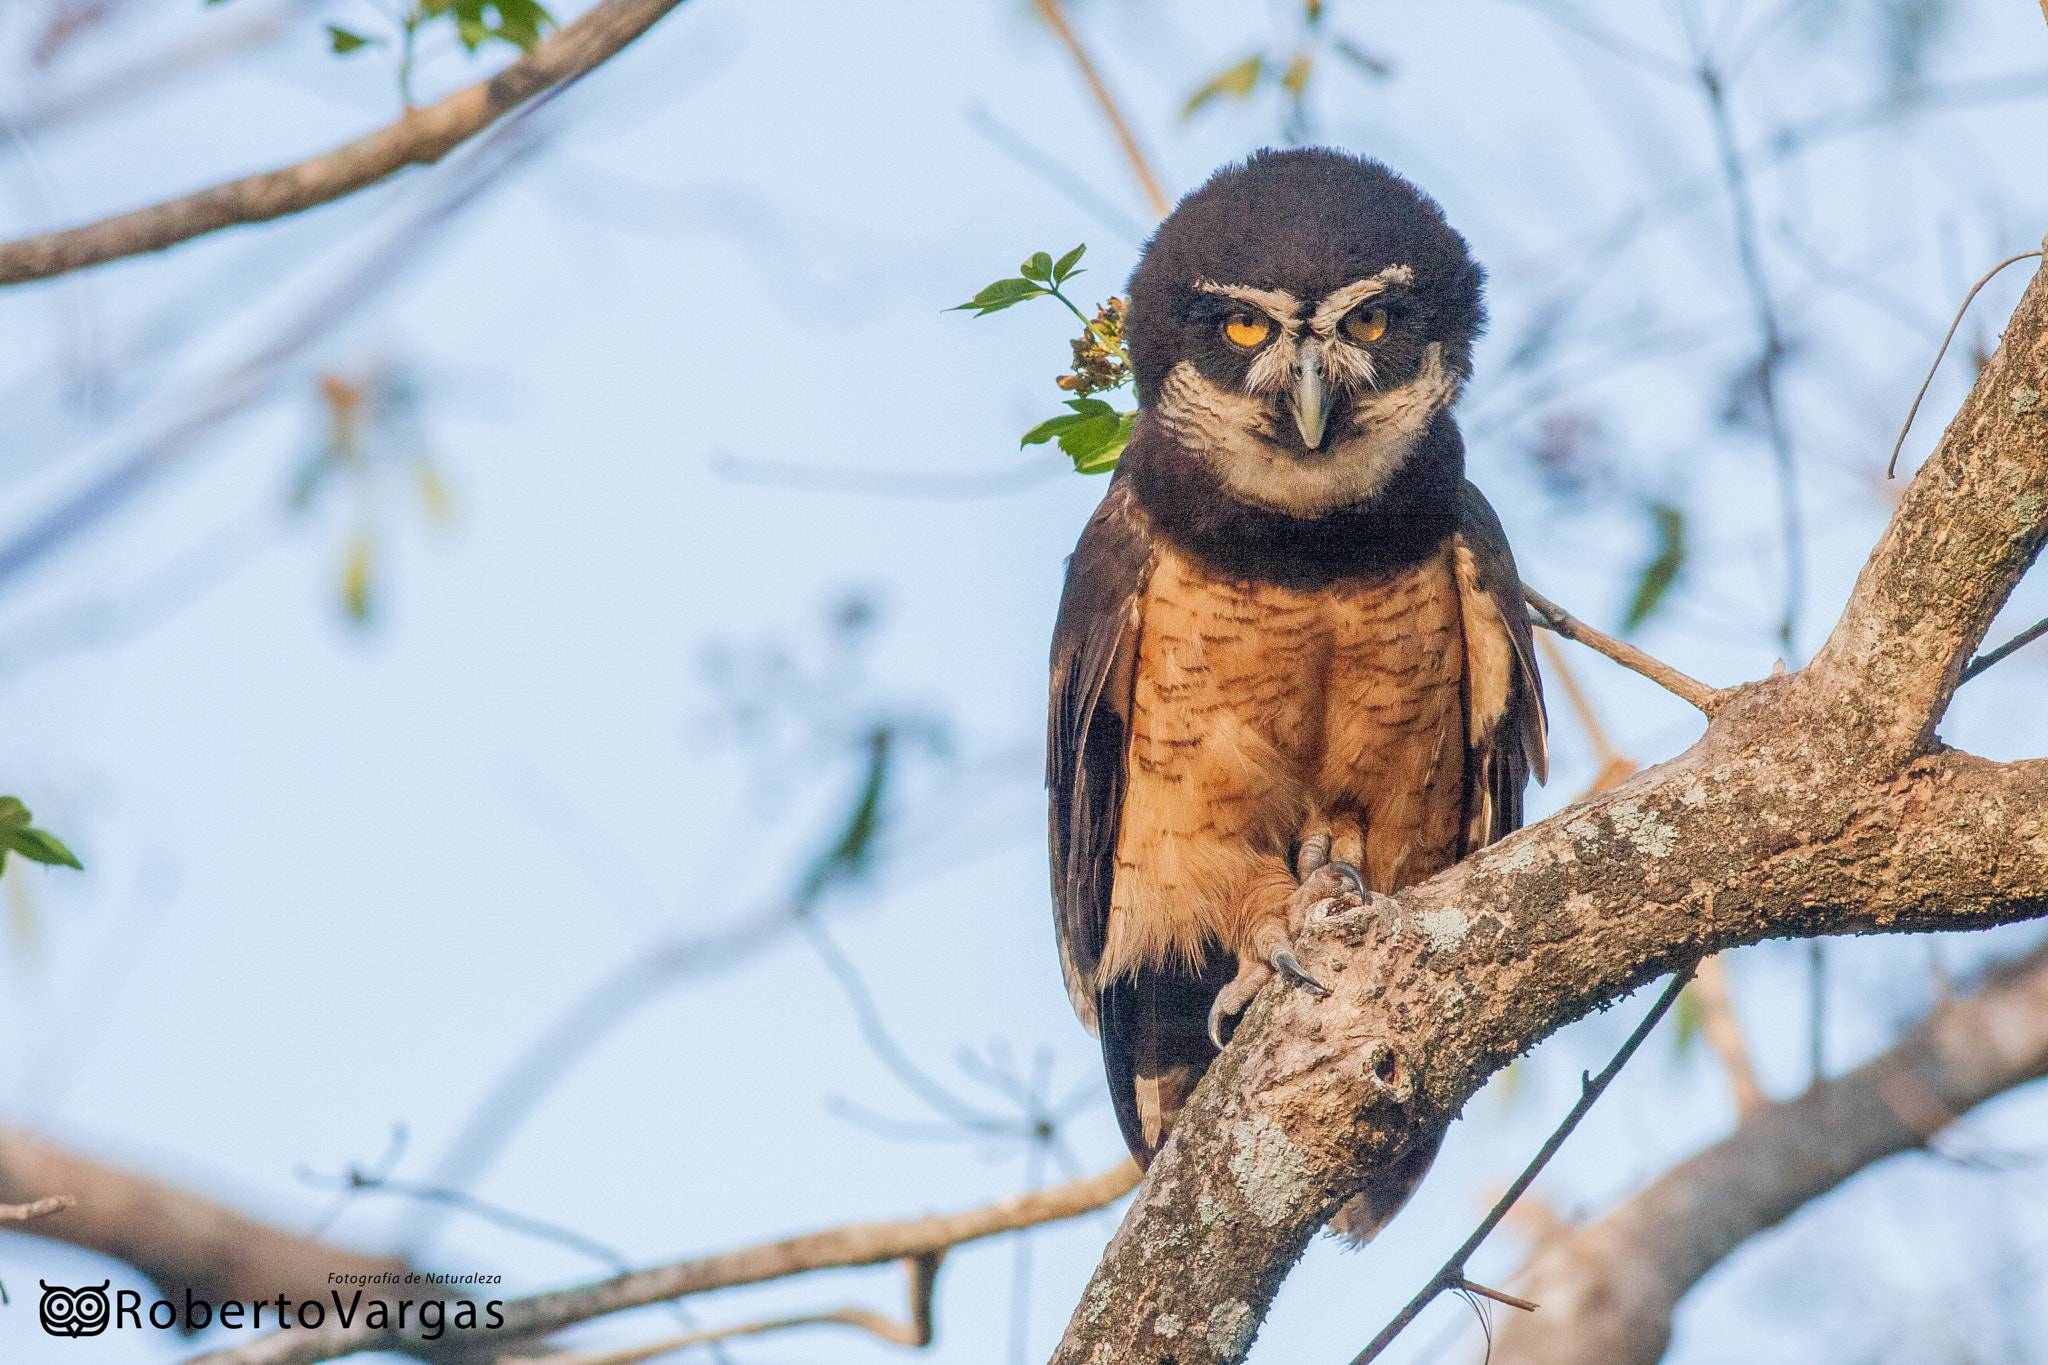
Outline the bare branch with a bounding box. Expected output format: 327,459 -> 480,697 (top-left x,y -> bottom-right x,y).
185,1162 -> 1140,1365
0,1193 -> 75,1221
1492,938 -> 2048,1365
1523,583 -> 1728,714
0,1127 -> 408,1307
1961,612 -> 2048,682
0,0 -> 691,286
533,1251 -> 942,1363
1886,250 -> 2044,477
1030,0 -> 1172,220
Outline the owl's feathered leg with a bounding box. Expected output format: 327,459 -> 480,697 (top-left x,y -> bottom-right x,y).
1207,859 -> 1360,1048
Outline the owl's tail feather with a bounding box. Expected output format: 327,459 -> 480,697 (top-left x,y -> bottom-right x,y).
1325,1124 -> 1447,1244
1099,951 -> 1235,1167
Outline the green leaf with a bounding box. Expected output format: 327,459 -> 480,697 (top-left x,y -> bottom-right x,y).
6,828 -> 81,870
949,277 -> 1048,315
1280,51 -> 1314,99
1052,244 -> 1086,284
448,0 -> 555,53
342,534 -> 374,624
1020,251 -> 1055,284
326,24 -> 378,54
1183,54 -> 1264,119
1672,983 -> 1703,1057
0,799 -> 83,873
798,727 -> 893,904
1022,399 -> 1132,474
1623,502 -> 1686,634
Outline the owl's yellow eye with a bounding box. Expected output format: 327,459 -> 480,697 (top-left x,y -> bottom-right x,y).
1223,315 -> 1272,349
1345,306 -> 1390,344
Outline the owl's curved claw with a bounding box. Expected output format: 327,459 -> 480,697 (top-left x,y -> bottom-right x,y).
1271,948 -> 1331,998
1325,860 -> 1367,899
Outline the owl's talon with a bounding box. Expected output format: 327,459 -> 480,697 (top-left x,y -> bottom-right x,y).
1271,948 -> 1331,998
1325,860 -> 1367,899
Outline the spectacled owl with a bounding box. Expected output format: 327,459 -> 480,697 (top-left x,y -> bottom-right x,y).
1048,148 -> 1547,1239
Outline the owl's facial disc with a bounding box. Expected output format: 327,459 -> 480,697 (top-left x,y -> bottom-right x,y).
1156,266 -> 1455,514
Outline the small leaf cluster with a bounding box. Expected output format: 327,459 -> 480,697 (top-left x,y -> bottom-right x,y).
0,799 -> 81,875
951,246 -> 1089,317
1058,297 -> 1131,398
1023,400 -> 1136,476
1181,0 -> 1389,140
954,246 -> 1139,475
209,1 -> 555,102
291,368 -> 453,627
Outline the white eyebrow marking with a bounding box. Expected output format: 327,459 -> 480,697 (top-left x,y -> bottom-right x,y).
1196,279 -> 1304,332
1309,264 -> 1414,336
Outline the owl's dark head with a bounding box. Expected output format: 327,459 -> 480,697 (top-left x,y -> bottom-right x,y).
1126,149 -> 1484,517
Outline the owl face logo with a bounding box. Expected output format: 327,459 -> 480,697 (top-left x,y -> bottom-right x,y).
39,1280 -> 111,1337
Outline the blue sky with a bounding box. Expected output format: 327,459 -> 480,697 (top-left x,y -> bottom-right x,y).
2,2 -> 2047,1361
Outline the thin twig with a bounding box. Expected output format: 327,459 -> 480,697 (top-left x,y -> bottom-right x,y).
186,1162 -> 1141,1365
0,1194 -> 75,1221
1454,1277 -> 1538,1313
1696,52 -> 1805,651
1960,614 -> 2048,682
0,0 -> 691,284
1349,962 -> 1698,1365
1887,250 -> 2045,477
1523,584 -> 1726,715
529,1251 -> 943,1364
1031,0 -> 1172,219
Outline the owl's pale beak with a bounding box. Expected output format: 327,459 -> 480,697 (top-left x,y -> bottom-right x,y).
1290,347 -> 1329,449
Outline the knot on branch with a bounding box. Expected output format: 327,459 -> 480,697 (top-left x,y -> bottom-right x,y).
1359,1040 -> 1412,1105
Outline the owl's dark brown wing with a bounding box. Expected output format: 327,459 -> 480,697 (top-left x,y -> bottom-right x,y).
1455,479 -> 1548,850
1048,473 -> 1156,1038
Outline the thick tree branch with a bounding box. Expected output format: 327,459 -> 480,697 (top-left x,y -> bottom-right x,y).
1049,250 -> 2048,1364
0,1127 -> 409,1307
184,1161 -> 1140,1365
1491,937 -> 2048,1365
0,0 -> 690,286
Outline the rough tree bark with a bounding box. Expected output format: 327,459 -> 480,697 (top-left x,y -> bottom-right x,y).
1047,243 -> 2048,1365
1490,938 -> 2048,1365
